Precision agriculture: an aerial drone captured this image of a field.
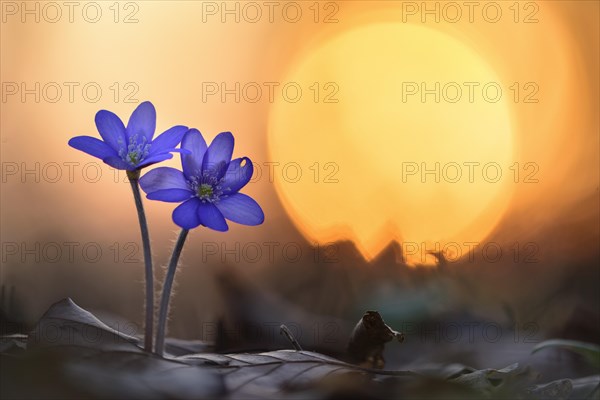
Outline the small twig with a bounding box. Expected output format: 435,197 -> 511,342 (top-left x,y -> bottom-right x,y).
280,324 -> 302,351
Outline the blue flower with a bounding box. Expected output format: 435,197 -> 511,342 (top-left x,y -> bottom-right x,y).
68,101 -> 188,171
139,129 -> 264,231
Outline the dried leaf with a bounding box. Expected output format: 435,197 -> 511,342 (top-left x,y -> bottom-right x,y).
532,339 -> 600,370
451,363 -> 532,393
12,298 -> 224,399
569,375 -> 600,400
526,379 -> 573,400
409,362 -> 476,379
0,333 -> 27,353
62,347 -> 225,399
27,298 -> 140,351
6,298 -> 598,400
164,337 -> 214,357
180,349 -> 414,398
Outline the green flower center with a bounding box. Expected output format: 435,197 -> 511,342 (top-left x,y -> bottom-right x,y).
128,151 -> 139,164
198,184 -> 214,199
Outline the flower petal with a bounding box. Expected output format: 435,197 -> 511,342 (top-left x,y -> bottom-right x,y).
202,132 -> 234,178
181,129 -> 207,179
95,110 -> 126,151
149,125 -> 188,155
127,101 -> 156,142
147,189 -> 193,202
170,148 -> 192,154
136,152 -> 173,169
139,167 -> 189,193
173,198 -> 202,229
103,156 -> 133,170
222,157 -> 253,194
217,193 -> 264,226
68,136 -> 118,160
197,202 -> 228,232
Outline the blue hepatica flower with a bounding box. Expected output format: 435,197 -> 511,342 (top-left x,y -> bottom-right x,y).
68,101 -> 188,171
139,129 -> 264,231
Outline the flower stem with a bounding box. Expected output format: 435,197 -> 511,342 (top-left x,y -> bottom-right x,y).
155,228 -> 189,356
127,171 -> 154,353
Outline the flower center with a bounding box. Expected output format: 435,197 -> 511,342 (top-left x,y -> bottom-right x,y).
197,184 -> 214,199
128,151 -> 140,164
189,172 -> 224,203
119,133 -> 151,166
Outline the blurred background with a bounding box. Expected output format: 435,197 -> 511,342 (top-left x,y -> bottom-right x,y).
1,0 -> 598,377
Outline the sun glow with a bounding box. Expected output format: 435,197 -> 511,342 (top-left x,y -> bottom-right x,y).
268,23 -> 514,265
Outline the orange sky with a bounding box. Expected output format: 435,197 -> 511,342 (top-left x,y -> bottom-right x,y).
1,1 -> 598,275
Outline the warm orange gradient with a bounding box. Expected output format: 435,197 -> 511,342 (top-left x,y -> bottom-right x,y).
269,22 -> 514,264
1,1 -> 598,276
265,2 -> 599,265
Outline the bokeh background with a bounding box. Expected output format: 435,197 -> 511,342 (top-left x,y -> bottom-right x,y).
1,0 -> 598,374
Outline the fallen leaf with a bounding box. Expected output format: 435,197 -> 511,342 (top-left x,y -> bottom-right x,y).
450,363 -> 534,394
180,349 -> 415,398
532,339 -> 600,370
13,298 -> 225,399
526,379 -> 573,400
27,298 -> 140,351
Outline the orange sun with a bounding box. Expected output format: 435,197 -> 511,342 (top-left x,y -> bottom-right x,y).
268,23 -> 514,265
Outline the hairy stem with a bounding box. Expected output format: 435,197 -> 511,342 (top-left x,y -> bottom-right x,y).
155,228 -> 189,356
128,171 -> 154,353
